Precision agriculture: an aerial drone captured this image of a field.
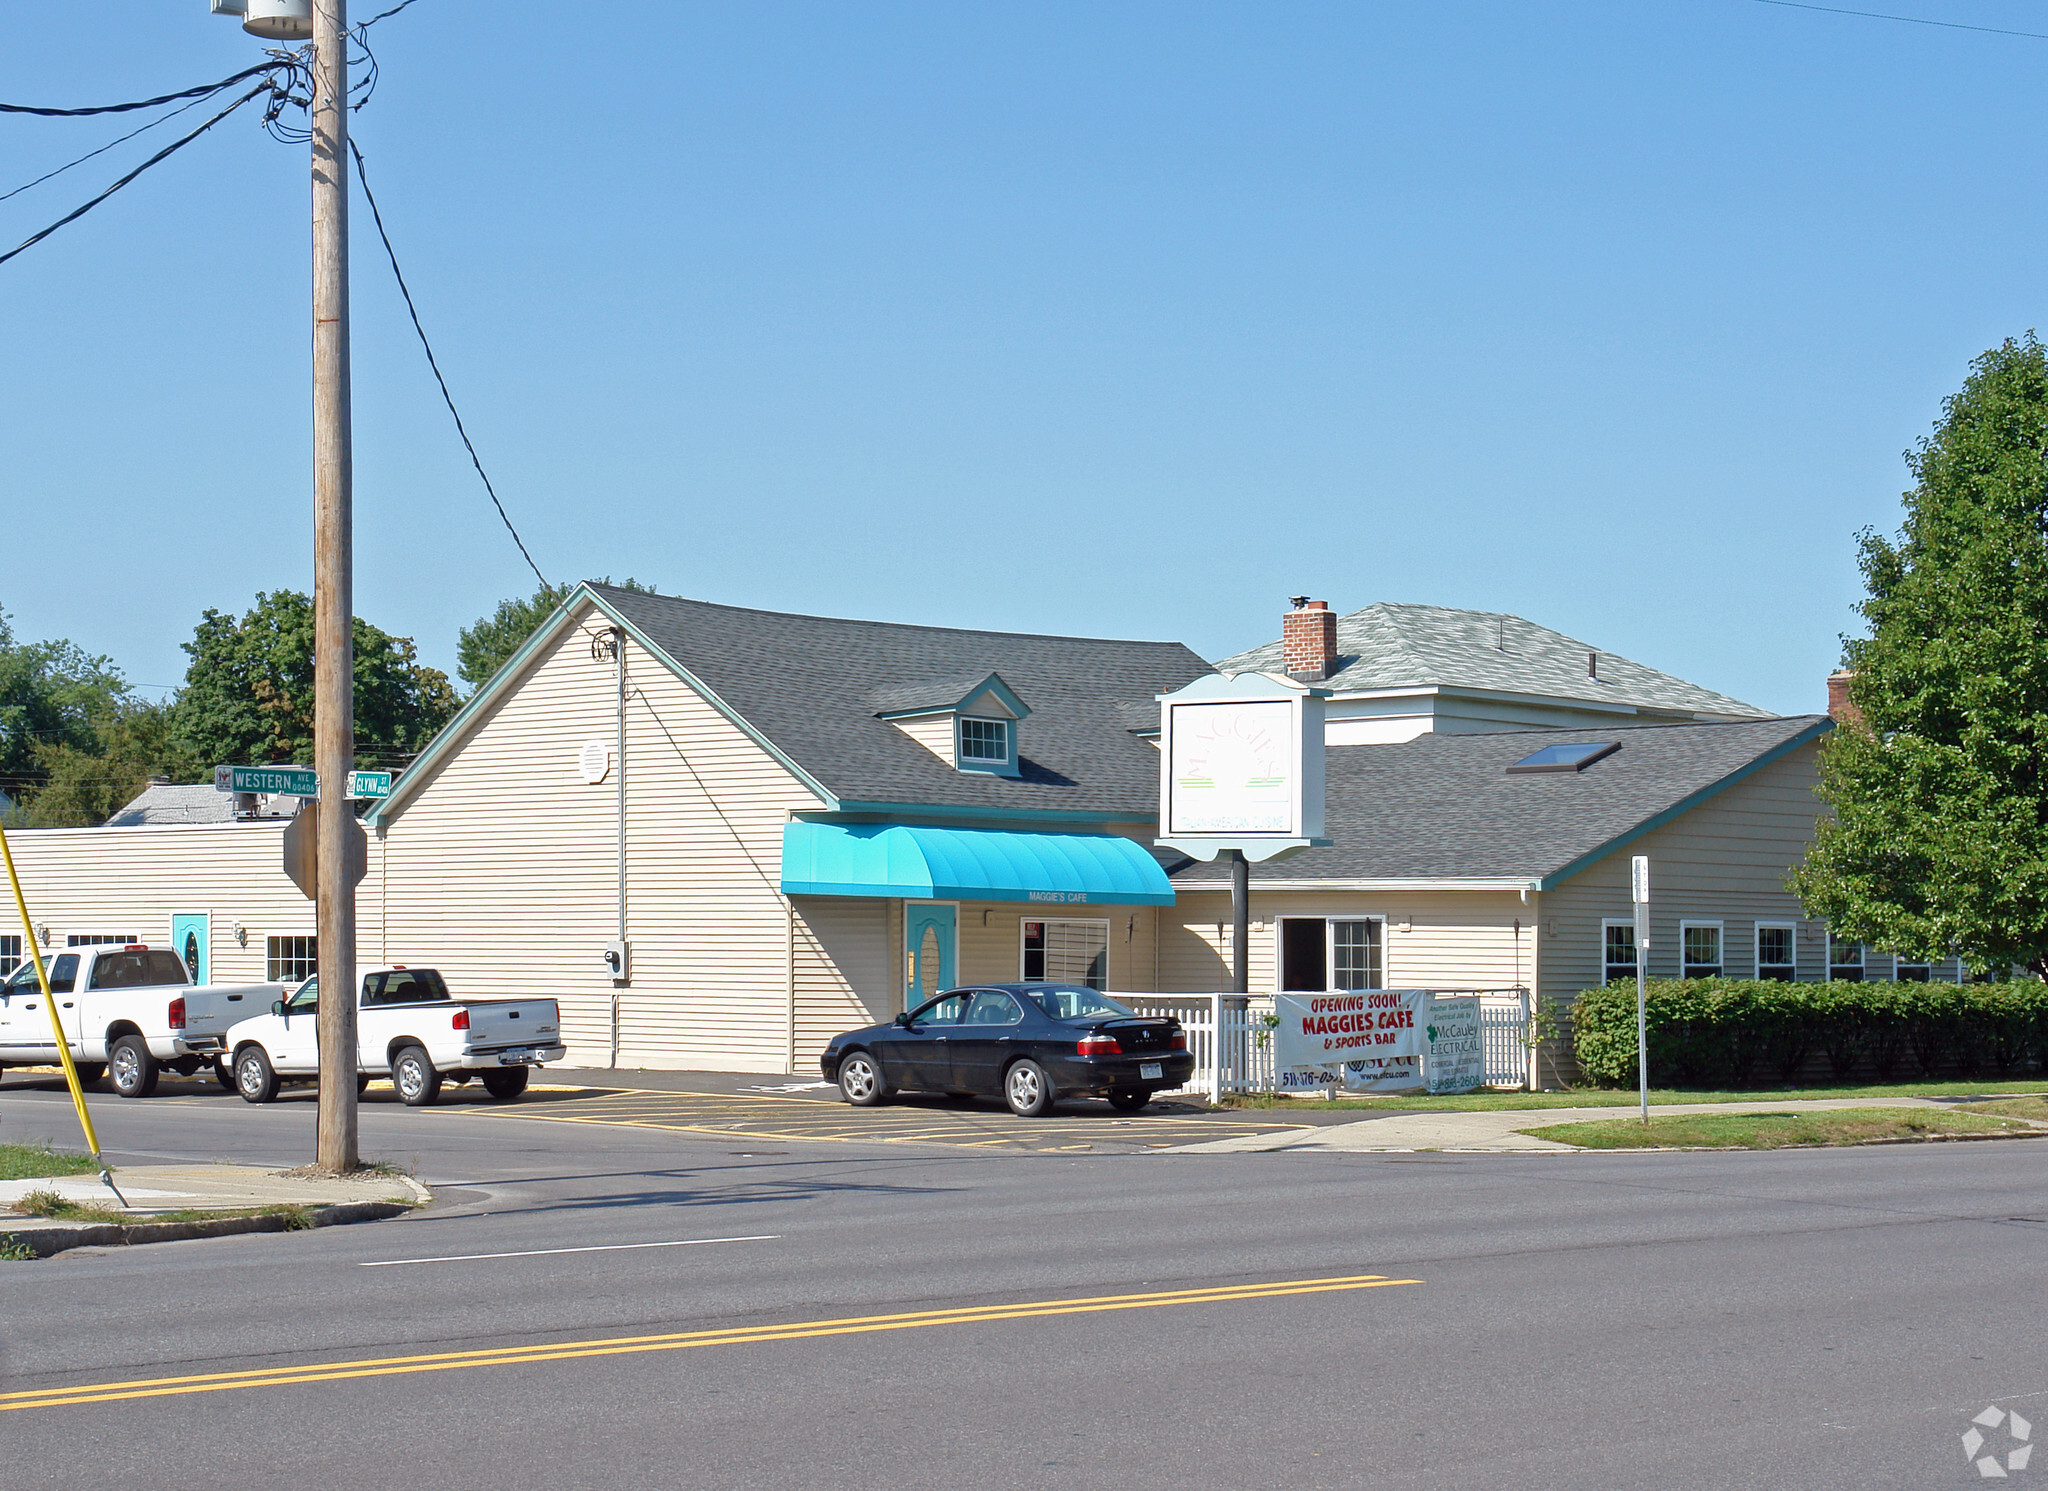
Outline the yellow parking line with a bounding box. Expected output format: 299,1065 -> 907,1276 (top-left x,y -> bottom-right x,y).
0,1274 -> 1420,1413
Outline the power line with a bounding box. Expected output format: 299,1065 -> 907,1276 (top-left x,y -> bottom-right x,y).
1747,0 -> 2048,42
0,81 -> 272,270
0,88 -> 221,206
349,139 -> 553,594
0,61 -> 278,117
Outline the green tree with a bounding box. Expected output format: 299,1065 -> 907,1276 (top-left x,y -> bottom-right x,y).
168,591 -> 458,771
456,578 -> 655,694
1792,334 -> 2048,975
0,607 -> 132,804
23,697 -> 200,828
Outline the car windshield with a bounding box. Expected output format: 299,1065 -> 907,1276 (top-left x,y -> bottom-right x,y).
1024,985 -> 1133,1020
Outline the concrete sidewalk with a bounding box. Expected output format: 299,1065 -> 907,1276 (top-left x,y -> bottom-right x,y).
1180,1096 -> 2007,1153
1,1164 -> 426,1221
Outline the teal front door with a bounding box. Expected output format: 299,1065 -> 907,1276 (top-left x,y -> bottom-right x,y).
170,913 -> 209,985
904,903 -> 957,1010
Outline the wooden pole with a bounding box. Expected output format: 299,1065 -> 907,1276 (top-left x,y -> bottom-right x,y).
312,0 -> 358,1173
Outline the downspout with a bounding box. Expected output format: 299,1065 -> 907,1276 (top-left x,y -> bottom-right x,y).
785,890 -> 797,1076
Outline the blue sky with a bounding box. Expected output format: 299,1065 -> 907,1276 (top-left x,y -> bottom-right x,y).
3,2 -> 2045,715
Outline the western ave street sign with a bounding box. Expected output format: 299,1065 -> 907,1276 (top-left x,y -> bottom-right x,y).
218,764 -> 318,797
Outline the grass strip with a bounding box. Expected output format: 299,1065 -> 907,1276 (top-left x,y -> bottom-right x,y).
9,1190 -> 315,1229
1521,1107 -> 2034,1150
1222,1080 -> 2048,1113
1958,1096 -> 2048,1123
0,1144 -> 101,1181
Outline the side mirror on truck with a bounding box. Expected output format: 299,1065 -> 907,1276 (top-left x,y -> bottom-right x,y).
271,999 -> 286,1017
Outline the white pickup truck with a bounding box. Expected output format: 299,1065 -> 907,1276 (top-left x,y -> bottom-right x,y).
0,945 -> 284,1098
226,965 -> 565,1106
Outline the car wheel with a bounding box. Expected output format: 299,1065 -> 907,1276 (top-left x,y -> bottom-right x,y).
71,1062 -> 106,1085
392,1045 -> 442,1107
1107,1088 -> 1151,1113
212,1056 -> 234,1090
482,1067 -> 529,1100
234,1045 -> 279,1104
1004,1059 -> 1054,1117
837,1052 -> 889,1107
109,1035 -> 159,1098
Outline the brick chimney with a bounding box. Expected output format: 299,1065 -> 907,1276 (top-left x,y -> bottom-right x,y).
1827,670 -> 1863,731
1283,599 -> 1338,682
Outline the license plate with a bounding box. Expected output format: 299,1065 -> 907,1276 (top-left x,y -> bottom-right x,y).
498,1050 -> 532,1065
1140,1062 -> 1163,1080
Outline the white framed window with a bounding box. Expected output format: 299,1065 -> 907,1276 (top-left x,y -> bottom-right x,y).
1602,920 -> 1638,984
958,718 -> 1009,764
1755,923 -> 1796,982
1891,955 -> 1932,984
1331,920 -> 1383,991
1020,919 -> 1108,989
1679,921 -> 1722,979
0,934 -> 18,976
1828,934 -> 1864,982
267,935 -> 317,984
66,932 -> 137,947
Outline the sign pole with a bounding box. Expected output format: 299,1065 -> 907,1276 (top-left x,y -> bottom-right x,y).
1228,849 -> 1249,995
311,0 -> 358,1173
1632,854 -> 1650,1127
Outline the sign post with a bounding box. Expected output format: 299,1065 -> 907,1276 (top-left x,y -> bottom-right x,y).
1632,854 -> 1651,1126
1155,672 -> 1330,996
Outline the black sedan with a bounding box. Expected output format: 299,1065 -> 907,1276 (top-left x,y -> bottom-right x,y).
820,983 -> 1195,1116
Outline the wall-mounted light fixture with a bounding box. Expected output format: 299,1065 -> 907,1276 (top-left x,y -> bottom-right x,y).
232,922 -> 247,947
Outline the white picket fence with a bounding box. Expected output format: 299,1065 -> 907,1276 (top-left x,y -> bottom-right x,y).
1122,988 -> 1533,1100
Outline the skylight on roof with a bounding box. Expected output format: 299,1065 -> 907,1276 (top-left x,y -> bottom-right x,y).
1506,741 -> 1619,775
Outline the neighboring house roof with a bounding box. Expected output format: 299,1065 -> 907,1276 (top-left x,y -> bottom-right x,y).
104,784 -> 239,827
1167,715 -> 1830,890
382,584 -> 1214,824
1213,603 -> 1768,719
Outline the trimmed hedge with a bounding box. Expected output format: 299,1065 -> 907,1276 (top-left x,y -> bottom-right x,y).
1570,978 -> 2048,1088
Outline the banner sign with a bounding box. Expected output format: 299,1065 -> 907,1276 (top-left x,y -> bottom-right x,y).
1273,990 -> 1486,1094
1423,996 -> 1484,1095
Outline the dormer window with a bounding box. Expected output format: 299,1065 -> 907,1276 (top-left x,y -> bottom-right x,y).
959,718 -> 1009,765
872,671 -> 1030,779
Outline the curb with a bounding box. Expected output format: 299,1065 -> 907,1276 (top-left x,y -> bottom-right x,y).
2,1182 -> 431,1260
1510,1128 -> 2048,1155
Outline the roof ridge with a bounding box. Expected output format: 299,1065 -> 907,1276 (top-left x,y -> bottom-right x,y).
590,584 -> 1196,651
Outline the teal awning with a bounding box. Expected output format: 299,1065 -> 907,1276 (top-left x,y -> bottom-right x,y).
781,822 -> 1175,906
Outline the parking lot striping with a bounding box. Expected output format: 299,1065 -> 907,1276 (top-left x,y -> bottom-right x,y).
0,1273 -> 1421,1413
359,1235 -> 781,1268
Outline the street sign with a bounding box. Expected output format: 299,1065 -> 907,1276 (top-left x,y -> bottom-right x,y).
347,770 -> 392,800
219,764 -> 318,797
282,802 -> 367,900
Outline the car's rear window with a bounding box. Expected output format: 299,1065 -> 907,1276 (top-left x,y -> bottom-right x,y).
1024,985 -> 1133,1020
87,951 -> 191,990
362,969 -> 450,1006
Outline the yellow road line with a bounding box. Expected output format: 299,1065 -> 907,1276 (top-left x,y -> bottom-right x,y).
0,1274 -> 1419,1413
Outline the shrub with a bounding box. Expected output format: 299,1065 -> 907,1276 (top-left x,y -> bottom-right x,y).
1569,978 -> 2048,1088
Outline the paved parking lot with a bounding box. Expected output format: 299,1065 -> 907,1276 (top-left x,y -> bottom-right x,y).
476,1084 -> 1313,1152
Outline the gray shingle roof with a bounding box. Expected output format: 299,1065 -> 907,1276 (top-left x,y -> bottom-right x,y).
597,587 -> 1212,817
105,784 -> 239,826
1214,603 -> 1767,719
1168,715 -> 1830,886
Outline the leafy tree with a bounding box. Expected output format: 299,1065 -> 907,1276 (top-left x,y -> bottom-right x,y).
168,591 -> 458,771
22,698 -> 200,828
0,608 -> 132,804
456,578 -> 655,694
1792,334 -> 2048,975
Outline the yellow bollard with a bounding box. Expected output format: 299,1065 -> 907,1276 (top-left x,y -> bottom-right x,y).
0,822 -> 125,1205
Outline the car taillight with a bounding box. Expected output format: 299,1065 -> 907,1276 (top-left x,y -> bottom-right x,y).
1076,1033 -> 1121,1057
452,1009 -> 470,1032
1170,1031 -> 1186,1051
167,996 -> 186,1031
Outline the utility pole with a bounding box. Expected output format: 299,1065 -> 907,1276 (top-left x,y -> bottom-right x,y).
209,0 -> 355,1168
310,0 -> 358,1172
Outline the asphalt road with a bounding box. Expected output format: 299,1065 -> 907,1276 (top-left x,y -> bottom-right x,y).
1,1077 -> 2043,1490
